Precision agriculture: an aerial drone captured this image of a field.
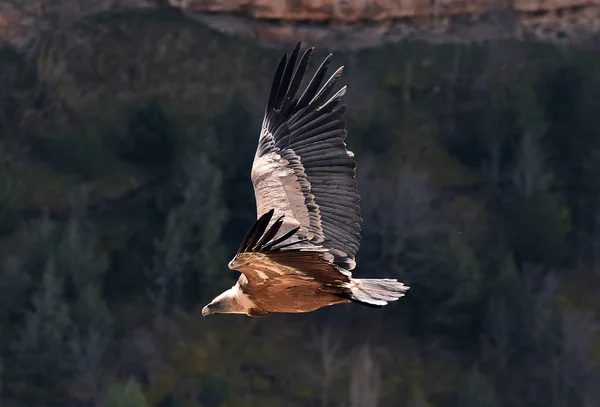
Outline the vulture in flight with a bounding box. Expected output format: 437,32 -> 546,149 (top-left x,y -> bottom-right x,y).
202,43 -> 409,317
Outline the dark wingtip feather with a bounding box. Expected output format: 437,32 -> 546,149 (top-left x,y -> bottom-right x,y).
275,43 -> 302,111
279,46 -> 313,117
317,86 -> 347,112
266,54 -> 288,112
308,66 -> 345,109
296,53 -> 333,110
263,226 -> 302,251
237,208 -> 308,254
237,209 -> 274,254
252,215 -> 285,251
247,210 -> 275,251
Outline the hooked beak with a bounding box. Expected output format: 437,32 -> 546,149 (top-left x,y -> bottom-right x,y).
203,301 -> 222,317
202,304 -> 211,317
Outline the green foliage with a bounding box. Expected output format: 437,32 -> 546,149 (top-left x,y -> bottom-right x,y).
196,373 -> 231,407
411,238 -> 484,335
0,256 -> 31,324
27,126 -> 113,180
1,213 -> 114,404
409,388 -> 432,407
119,100 -> 177,168
455,368 -> 498,407
352,113 -> 395,156
12,255 -> 75,382
101,378 -> 148,407
55,216 -> 112,332
0,45 -> 37,138
0,170 -> 22,236
151,151 -> 228,312
509,191 -> 570,267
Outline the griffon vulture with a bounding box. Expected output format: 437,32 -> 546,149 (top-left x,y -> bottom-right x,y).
202,43 -> 409,317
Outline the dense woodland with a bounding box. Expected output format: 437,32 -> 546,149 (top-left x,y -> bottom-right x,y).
0,8 -> 600,407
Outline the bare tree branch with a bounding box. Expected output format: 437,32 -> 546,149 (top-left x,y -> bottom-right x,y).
302,324 -> 349,407
349,343 -> 381,407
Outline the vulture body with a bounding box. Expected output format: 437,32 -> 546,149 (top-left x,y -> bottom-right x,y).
202,43 -> 409,318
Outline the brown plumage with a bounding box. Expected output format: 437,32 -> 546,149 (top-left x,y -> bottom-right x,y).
202,43 -> 409,318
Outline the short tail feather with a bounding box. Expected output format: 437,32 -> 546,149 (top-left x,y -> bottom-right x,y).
346,278 -> 409,308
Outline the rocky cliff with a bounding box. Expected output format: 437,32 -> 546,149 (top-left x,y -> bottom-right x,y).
1,0 -> 599,49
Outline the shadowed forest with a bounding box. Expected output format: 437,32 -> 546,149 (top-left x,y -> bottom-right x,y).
1,8 -> 600,407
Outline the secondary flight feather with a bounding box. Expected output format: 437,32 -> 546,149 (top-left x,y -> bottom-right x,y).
202,42 -> 409,317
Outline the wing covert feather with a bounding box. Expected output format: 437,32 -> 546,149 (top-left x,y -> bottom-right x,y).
230,209 -> 351,285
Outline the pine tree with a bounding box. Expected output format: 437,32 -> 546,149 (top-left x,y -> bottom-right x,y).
101,378 -> 148,407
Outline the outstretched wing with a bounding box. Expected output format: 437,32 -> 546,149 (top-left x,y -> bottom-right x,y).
229,209 -> 352,287
251,42 -> 362,271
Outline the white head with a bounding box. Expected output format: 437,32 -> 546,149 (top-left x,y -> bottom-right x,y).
201,283 -> 254,317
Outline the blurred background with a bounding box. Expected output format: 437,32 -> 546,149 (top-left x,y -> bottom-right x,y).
1,1 -> 600,407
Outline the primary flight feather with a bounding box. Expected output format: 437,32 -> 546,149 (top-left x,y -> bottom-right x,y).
202,42 -> 409,318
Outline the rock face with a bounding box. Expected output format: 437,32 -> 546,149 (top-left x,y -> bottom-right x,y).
183,0 -> 600,50
1,0 -> 600,49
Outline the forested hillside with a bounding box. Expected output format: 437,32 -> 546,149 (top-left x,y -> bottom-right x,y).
0,9 -> 599,407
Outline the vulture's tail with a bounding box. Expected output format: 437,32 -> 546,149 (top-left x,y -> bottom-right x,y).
346,278 -> 409,308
